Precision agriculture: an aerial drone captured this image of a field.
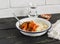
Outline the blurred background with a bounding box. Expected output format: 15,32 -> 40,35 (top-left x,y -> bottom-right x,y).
0,0 -> 60,18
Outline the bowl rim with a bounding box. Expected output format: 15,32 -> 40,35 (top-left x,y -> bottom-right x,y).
16,17 -> 52,33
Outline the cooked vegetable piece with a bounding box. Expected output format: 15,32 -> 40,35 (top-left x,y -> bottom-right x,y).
20,22 -> 27,30
20,21 -> 39,32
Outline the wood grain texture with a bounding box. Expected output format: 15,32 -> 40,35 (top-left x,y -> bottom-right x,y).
0,14 -> 60,44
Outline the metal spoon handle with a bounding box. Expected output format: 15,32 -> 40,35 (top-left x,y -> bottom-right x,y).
13,13 -> 19,21
13,13 -> 20,24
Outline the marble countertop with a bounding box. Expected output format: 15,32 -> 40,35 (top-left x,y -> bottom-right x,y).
0,14 -> 60,44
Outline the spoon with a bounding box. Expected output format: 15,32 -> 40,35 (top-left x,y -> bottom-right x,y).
13,13 -> 20,24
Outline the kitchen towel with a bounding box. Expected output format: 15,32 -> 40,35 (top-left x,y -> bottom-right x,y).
48,20 -> 60,40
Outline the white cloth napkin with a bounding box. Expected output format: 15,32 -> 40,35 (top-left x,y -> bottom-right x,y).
48,20 -> 60,40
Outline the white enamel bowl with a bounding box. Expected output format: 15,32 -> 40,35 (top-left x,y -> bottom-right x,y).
16,18 -> 51,36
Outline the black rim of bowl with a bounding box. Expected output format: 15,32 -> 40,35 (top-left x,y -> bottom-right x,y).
16,18 -> 52,34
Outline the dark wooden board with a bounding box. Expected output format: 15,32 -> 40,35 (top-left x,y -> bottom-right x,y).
0,14 -> 60,44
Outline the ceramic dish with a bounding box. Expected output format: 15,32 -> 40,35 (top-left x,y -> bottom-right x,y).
16,18 -> 51,36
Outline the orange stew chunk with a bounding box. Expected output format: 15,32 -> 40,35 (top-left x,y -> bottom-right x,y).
19,21 -> 39,32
